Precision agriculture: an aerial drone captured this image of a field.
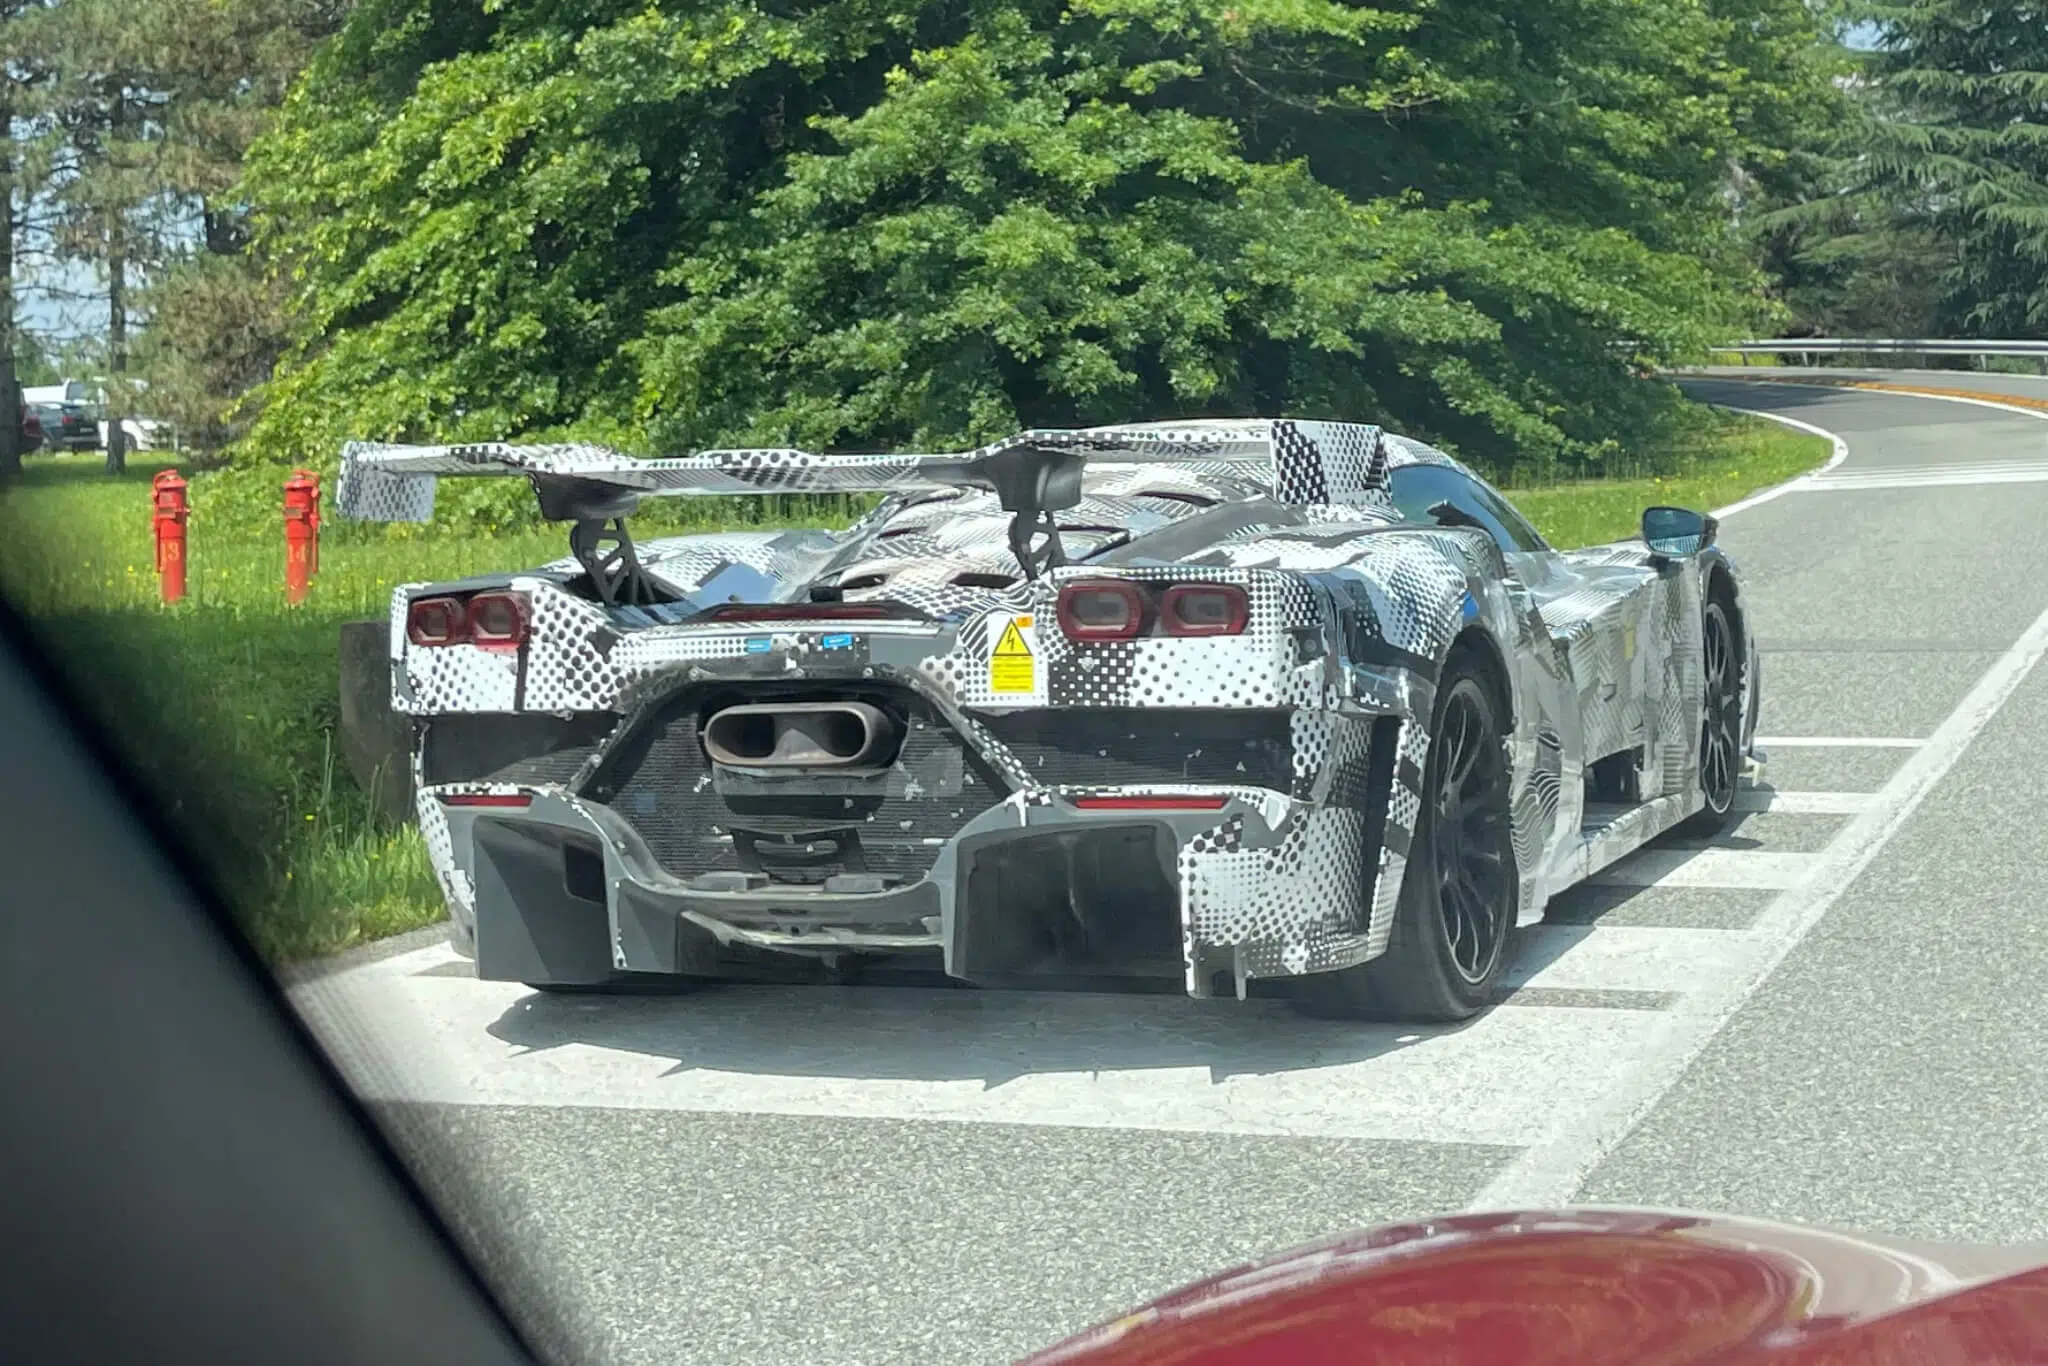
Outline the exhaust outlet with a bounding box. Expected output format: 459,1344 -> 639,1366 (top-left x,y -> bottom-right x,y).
702,702 -> 900,770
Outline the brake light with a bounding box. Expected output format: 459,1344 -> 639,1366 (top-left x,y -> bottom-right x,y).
1159,584 -> 1248,637
466,591 -> 531,650
1071,795 -> 1232,812
1056,581 -> 1146,641
407,596 -> 469,647
1055,579 -> 1252,640
440,793 -> 532,808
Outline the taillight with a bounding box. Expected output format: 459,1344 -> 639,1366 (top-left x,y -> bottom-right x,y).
1159,584 -> 1248,637
1071,794 -> 1231,812
1056,581 -> 1146,641
407,596 -> 469,647
466,591 -> 531,650
1054,579 -> 1251,640
440,793 -> 532,809
406,591 -> 530,649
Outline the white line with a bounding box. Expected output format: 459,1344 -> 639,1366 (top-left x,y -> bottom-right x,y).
1503,926 -> 1753,995
1816,458 -> 2048,479
1587,848 -> 1813,891
1469,595 -> 2048,1211
292,962 -> 1670,1147
1754,735 -> 1925,749
1704,406 -> 1849,516
1800,468 -> 2048,492
1729,790 -> 1873,815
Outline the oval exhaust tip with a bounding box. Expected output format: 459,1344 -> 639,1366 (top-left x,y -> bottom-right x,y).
702,702 -> 899,769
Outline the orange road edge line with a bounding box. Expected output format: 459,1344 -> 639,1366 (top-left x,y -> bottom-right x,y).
1695,372 -> 2048,414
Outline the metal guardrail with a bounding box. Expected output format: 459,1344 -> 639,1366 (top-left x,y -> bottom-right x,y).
1717,338 -> 2048,358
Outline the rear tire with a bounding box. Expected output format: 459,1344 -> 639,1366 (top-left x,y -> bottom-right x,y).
1679,595 -> 1742,837
1298,648 -> 1517,1023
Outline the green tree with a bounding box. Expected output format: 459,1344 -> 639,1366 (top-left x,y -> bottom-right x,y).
133,0 -> 349,456
9,0 -> 182,473
0,0 -> 57,481
242,0 -> 1835,481
1777,4 -> 2048,338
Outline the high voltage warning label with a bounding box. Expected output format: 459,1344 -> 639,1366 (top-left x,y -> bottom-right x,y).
990,616 -> 1036,694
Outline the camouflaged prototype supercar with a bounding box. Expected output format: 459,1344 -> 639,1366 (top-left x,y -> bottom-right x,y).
337,418 -> 1764,1021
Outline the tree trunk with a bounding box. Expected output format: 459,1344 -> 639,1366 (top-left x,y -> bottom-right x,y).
102,85 -> 130,477
0,90 -> 21,485
105,222 -> 127,475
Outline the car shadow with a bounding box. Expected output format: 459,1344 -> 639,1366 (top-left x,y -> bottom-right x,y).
481,971 -> 1480,1088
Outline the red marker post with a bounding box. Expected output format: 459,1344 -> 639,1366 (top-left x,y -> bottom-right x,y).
283,468 -> 322,605
151,469 -> 189,604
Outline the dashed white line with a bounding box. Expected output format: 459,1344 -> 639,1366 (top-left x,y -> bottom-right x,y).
1755,735 -> 1926,749
1801,463 -> 2048,492
1588,848 -> 1814,891
1730,790 -> 1873,815
1469,593 -> 2048,1211
1504,926 -> 1754,995
293,947 -> 1669,1148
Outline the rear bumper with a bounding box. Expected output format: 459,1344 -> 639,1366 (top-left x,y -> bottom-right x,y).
428,772 -> 1395,1000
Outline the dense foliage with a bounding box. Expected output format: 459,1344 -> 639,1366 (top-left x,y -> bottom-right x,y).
234,0 -> 1832,480
1756,3 -> 2048,339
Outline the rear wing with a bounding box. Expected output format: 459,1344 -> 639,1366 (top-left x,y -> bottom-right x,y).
335,425 -> 1281,523
335,420 -> 1368,602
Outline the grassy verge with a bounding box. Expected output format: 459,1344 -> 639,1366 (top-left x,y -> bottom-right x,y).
0,455 -> 854,962
0,409 -> 1829,964
1505,406 -> 1826,548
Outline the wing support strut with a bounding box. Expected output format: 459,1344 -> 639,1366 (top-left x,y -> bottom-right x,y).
532,473 -> 669,608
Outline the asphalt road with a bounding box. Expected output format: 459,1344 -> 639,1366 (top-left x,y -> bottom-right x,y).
293,379 -> 2048,1366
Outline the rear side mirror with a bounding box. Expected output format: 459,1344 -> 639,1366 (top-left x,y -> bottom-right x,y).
1642,506 -> 1716,558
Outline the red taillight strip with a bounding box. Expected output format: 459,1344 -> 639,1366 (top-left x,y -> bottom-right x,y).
439,793 -> 532,808
1069,795 -> 1232,812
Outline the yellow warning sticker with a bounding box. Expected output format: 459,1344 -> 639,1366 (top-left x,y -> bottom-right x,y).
990,615 -> 1036,694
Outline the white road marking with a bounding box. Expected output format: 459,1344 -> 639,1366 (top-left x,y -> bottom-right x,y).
1703,407 -> 1849,517
1469,593 -> 2048,1210
1588,848 -> 1814,891
1799,462 -> 2048,492
1730,790 -> 1873,815
1754,735 -> 1926,749
291,945 -> 1667,1148
1503,926 -> 1754,995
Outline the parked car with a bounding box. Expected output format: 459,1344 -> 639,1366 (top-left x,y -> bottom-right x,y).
33,402 -> 99,453
18,405 -> 44,454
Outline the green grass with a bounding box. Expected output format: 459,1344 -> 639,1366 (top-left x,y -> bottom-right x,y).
0,410 -> 1827,964
0,453 -> 856,962
1505,407 -> 1826,548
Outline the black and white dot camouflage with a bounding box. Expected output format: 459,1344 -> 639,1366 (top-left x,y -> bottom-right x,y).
346,417 -> 1762,999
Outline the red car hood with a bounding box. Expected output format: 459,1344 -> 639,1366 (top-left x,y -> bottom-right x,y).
1023,1209 -> 2048,1366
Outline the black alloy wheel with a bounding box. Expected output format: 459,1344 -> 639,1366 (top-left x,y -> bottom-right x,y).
1683,596 -> 1742,834
1429,676 -> 1515,986
1298,648 -> 1517,1022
